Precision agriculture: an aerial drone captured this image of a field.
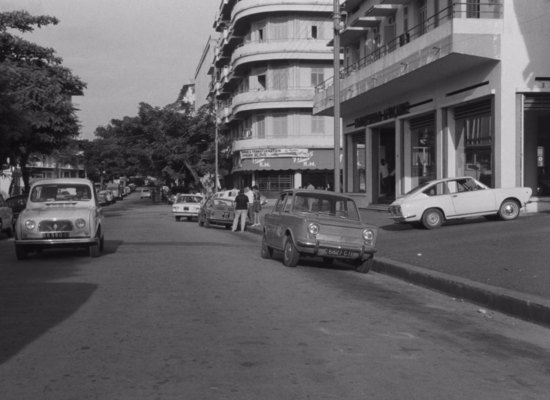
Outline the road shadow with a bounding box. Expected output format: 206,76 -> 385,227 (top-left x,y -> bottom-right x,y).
0,257 -> 97,365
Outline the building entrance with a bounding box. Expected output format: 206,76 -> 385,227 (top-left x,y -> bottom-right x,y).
375,127 -> 396,203
523,94 -> 550,196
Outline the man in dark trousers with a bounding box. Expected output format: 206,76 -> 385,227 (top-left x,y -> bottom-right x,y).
232,188 -> 249,232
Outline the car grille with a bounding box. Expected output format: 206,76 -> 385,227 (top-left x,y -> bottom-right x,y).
38,220 -> 73,232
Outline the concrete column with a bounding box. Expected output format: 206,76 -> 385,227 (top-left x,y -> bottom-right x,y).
294,171 -> 302,189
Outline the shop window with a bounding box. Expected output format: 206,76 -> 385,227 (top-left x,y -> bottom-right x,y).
455,112 -> 493,187
410,114 -> 436,186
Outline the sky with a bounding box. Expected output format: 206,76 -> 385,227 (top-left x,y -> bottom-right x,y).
1,0 -> 220,140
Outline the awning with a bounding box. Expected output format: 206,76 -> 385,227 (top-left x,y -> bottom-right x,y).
233,149 -> 335,172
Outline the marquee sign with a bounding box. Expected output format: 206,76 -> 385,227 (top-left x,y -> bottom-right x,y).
240,148 -> 310,160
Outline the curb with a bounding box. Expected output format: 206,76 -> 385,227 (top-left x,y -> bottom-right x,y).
248,225 -> 550,328
373,257 -> 550,328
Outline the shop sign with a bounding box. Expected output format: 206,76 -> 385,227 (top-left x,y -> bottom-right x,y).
354,102 -> 410,127
240,148 -> 310,159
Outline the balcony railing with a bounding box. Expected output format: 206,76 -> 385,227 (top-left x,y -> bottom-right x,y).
316,1 -> 502,92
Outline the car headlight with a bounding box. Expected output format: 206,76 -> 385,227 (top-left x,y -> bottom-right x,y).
24,219 -> 36,230
308,223 -> 319,236
362,229 -> 375,243
75,218 -> 87,229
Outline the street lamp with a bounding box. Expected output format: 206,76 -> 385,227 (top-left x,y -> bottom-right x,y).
333,0 -> 342,193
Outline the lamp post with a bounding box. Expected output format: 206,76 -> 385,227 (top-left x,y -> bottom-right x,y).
214,103 -> 219,192
333,0 -> 341,193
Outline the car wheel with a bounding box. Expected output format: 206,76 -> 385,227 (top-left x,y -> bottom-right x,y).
204,218 -> 210,228
175,216 -> 181,222
15,244 -> 28,260
261,234 -> 273,259
498,199 -> 520,221
356,256 -> 374,274
283,236 -> 299,268
99,234 -> 105,252
225,224 -> 232,230
89,243 -> 100,257
421,208 -> 444,229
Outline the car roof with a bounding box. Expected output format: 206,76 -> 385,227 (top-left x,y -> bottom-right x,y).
30,178 -> 93,187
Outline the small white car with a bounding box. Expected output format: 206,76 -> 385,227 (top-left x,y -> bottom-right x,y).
172,194 -> 204,221
389,176 -> 532,229
14,178 -> 105,259
140,188 -> 152,199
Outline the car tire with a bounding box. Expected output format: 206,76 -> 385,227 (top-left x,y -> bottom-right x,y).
498,199 -> 520,221
198,214 -> 204,227
261,234 -> 273,259
175,216 -> 181,222
421,208 -> 444,229
204,218 -> 210,228
15,244 -> 28,260
225,224 -> 232,230
356,256 -> 374,274
89,243 -> 100,257
283,236 -> 299,268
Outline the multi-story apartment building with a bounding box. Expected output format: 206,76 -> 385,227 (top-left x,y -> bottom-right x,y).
211,0 -> 336,192
314,0 -> 550,210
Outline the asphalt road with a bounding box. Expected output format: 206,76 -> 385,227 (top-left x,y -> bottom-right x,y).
1,194 -> 550,399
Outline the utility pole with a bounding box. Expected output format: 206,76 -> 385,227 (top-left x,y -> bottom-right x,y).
333,0 -> 341,193
214,99 -> 219,192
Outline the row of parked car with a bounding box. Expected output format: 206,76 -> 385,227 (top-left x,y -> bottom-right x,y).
97,184 -> 136,206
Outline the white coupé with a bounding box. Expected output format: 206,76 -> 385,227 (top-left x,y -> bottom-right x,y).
388,177 -> 532,229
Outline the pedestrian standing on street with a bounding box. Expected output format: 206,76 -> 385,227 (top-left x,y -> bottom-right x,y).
252,185 -> 262,226
232,189 -> 249,232
244,186 -> 254,224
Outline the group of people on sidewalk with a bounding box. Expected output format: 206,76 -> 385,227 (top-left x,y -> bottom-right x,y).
232,185 -> 262,232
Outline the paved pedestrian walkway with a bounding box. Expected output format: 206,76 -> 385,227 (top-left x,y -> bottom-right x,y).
248,203 -> 550,328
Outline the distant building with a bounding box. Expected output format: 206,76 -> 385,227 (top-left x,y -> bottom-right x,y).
167,82 -> 195,113
210,0 -> 336,192
314,0 -> 550,210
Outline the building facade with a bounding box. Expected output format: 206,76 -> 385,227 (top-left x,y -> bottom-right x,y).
314,0 -> 550,210
211,0 -> 336,192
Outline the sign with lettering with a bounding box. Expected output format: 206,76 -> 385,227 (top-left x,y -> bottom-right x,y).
354,102 -> 410,127
241,148 -> 310,160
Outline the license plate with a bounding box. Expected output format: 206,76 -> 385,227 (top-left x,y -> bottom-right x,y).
326,249 -> 356,257
43,232 -> 69,239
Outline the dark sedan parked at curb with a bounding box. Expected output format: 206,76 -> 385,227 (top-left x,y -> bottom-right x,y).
197,197 -> 235,229
262,189 -> 378,273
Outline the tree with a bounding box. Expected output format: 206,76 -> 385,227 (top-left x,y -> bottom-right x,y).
0,10 -> 86,191
82,99 -> 231,193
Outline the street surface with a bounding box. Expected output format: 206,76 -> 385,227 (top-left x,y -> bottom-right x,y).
1,193 -> 550,400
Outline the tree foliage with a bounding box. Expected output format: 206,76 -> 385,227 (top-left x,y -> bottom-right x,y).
0,10 -> 86,190
82,100 -> 232,192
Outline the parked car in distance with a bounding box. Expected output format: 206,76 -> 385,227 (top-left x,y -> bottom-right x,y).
98,189 -> 114,205
0,194 -> 14,238
388,176 -> 533,229
198,197 -> 235,229
172,194 -> 204,221
140,188 -> 152,199
14,178 -> 104,259
262,190 -> 378,273
6,194 -> 27,230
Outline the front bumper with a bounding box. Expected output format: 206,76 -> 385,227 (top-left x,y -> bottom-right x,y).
295,239 -> 376,261
15,237 -> 98,246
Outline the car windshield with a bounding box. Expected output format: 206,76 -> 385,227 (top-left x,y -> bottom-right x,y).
176,195 -> 203,204
30,184 -> 92,202
292,193 -> 360,221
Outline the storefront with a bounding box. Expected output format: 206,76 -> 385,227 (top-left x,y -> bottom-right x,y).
232,148 -> 335,193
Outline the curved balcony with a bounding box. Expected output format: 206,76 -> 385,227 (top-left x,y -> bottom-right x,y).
231,88 -> 314,116
231,39 -> 332,70
232,0 -> 332,27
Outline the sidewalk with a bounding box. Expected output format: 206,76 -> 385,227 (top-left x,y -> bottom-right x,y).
248,205 -> 550,328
